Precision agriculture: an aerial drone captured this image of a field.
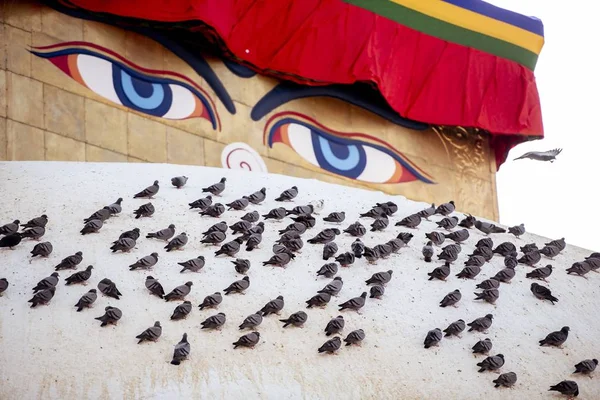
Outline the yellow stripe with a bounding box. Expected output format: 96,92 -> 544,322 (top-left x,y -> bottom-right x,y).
391,0 -> 544,54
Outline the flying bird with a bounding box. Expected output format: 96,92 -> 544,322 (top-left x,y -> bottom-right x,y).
514,148 -> 562,162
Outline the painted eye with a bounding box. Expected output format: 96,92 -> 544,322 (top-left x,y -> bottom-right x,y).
31,42 -> 220,129
265,112 -> 434,184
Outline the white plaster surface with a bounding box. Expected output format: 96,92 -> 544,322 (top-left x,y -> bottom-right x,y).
0,162 -> 598,400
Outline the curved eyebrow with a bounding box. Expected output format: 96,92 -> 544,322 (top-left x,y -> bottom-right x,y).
223,60 -> 257,78
251,81 -> 429,131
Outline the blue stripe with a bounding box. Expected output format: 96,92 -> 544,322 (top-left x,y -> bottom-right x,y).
441,0 -> 544,36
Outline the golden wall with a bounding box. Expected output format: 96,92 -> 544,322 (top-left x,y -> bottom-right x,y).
0,1 -> 499,219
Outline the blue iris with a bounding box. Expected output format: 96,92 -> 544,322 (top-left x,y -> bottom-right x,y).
112,65 -> 173,116
311,130 -> 367,179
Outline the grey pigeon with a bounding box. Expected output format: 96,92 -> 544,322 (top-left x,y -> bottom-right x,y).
526,265 -> 553,281
492,266 -> 516,283
201,231 -> 227,245
521,243 -> 539,253
178,256 -> 205,273
263,207 -> 287,220
335,252 -> 355,267
165,233 -> 188,252
239,312 -> 263,330
477,238 -> 494,249
387,238 -> 405,253
170,301 -> 192,320
232,258 -> 251,275
74,289 -> 97,311
359,206 -> 385,219
417,203 -> 436,220
344,329 -> 366,346
504,255 -> 518,269
471,246 -> 493,262
280,311 -> 308,328
366,270 -> 393,286
425,231 -> 446,246
241,210 -> 260,223
474,289 -> 500,304
201,313 -> 226,330
468,314 -> 494,332
189,195 -> 212,210
445,229 -> 469,243
323,242 -> 338,260
227,197 -> 249,211
21,215 -> 48,228
31,241 -> 53,257
199,292 -> 223,310
241,222 -> 265,238
476,279 -> 500,290
307,228 -> 340,244
318,277 -> 343,296
136,321 -> 162,343
351,239 -> 365,258
318,336 -> 342,354
129,253 -> 159,271
374,243 -> 393,259
325,316 -> 345,336
233,332 -> 260,349
338,292 -> 367,312
566,261 -> 592,278
171,333 -> 190,365
508,223 -> 525,237
33,272 -> 59,292
291,214 -> 316,228
370,216 -> 389,232
584,257 -> 600,272
146,224 -> 175,241
324,212 -> 346,224
0,278 -> 8,296
65,265 -> 93,285
171,176 -> 188,188
440,289 -> 461,308
106,198 -> 123,215
110,237 -> 136,253
477,354 -> 505,372
28,287 -> 55,307
275,186 -> 298,201
574,359 -> 598,374
436,216 -> 458,230
428,262 -> 451,281
246,233 -> 263,251
475,220 -> 506,235
317,263 -> 338,278
224,276 -> 250,295
271,244 -> 296,259
134,180 -> 159,198
95,306 -> 122,327
164,282 -> 193,301
286,205 -> 313,216
83,208 -> 111,224
231,220 -> 253,234
456,265 -> 481,280
443,319 -> 465,337
396,213 -> 421,228
202,177 -> 226,196
22,226 -> 46,240
363,247 -> 379,263
81,219 -> 103,235
0,220 -> 19,235
98,278 -> 122,300
459,214 -> 476,229
279,222 -> 307,235
281,237 -> 303,253
530,283 -> 558,304
260,295 -> 284,316
514,148 -> 562,162
422,241 -> 434,262
540,245 -> 560,259
117,228 -> 140,241
133,203 -> 155,219
344,222 -> 366,237
548,380 -> 578,397
263,252 -> 292,268
435,201 -> 455,216
215,237 -> 244,257
424,328 -> 443,348
306,292 -> 331,308
200,203 -> 225,217
145,276 -> 165,298
245,188 -> 266,204
438,246 -> 460,263
472,338 -> 493,354
545,237 -> 566,252
370,285 -> 385,299
465,255 -> 486,268
376,201 -> 398,216
517,250 -> 541,266
539,326 -> 569,347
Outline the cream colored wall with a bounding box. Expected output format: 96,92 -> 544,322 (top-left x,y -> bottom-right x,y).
0,0 -> 499,220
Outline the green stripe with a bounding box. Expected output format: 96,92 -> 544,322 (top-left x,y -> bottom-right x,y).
344,0 -> 538,70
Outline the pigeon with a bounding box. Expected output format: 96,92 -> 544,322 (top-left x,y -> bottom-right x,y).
170,301 -> 192,320
263,207 -> 287,220
171,333 -> 191,365
271,244 -> 296,259
32,272 -> 59,292
145,276 -> 165,298
370,216 -> 389,232
574,359 -> 598,374
477,354 -> 505,372
239,312 -> 263,330
306,293 -> 331,308
526,265 -> 553,281
224,276 -> 250,295
246,188 -> 267,204
95,306 -> 122,327
280,311 -> 308,328
200,203 -> 225,218
105,198 -> 123,215
459,214 -> 476,229
129,253 -> 159,271
465,255 -> 486,268
363,247 -> 379,264
262,252 -> 292,268
279,222 -> 306,236
0,220 -> 19,235
231,220 -> 253,235
323,242 -> 338,260
189,195 -> 212,210
476,279 -> 500,290
291,214 -> 316,228
338,292 -> 367,312
241,210 -> 260,223
286,205 -> 314,216
360,206 -> 386,219
28,287 -> 55,307
467,314 -> 494,332
325,316 -> 345,336
317,263 -> 338,278
241,222 -> 265,238
539,326 -> 570,347
475,220 -> 506,235
0,278 -> 8,296
443,319 -> 466,337
117,228 -> 140,241
584,258 -> 600,272
146,224 -> 175,241
65,265 -> 93,285
133,203 -> 155,219
474,289 -> 500,304
476,238 -> 494,249
428,262 -> 451,281
517,250 -> 541,267
83,208 -> 111,224
386,238 -> 405,253
134,181 -> 160,198
514,148 -> 562,162
324,212 -> 346,224
318,277 -> 343,296
233,332 -> 260,349
444,229 -> 469,243
335,252 -> 355,267
438,246 -> 460,263
370,285 -> 385,299
508,223 -> 525,238
74,289 -> 97,311
80,219 -> 102,235
22,226 -> 46,240
165,233 -> 188,252
472,338 -> 493,354
530,283 -> 558,304
202,177 -> 226,196
201,313 -> 227,330
540,245 -> 560,259
246,233 -> 263,252
201,231 -> 226,246
417,204 -> 436,220
492,266 -> 516,283
376,201 -> 398,216
343,329 -> 366,346
227,198 -> 250,211
98,278 -> 122,300
373,243 -> 393,259
365,270 -> 393,286
471,246 -> 493,262
199,292 -> 223,310
521,243 -> 538,254
396,214 -> 421,229
435,201 -> 455,216
110,237 -> 136,253
275,186 -> 298,201
164,282 -> 193,302
440,289 -> 461,307
492,242 -> 517,257
548,380 -> 578,398
504,255 -> 518,269
545,237 -> 566,252
171,176 -> 188,188
21,215 -> 48,228
179,256 -> 205,273
425,231 -> 446,246
351,238 -> 365,258
136,321 -> 162,344
318,337 -> 342,354
442,243 -> 461,254
436,216 -> 458,231
31,242 -> 53,257
456,265 -> 481,280
566,262 -> 592,278
344,222 -> 366,237
260,296 -> 284,316
308,228 -> 340,244
587,252 -> 600,260
418,240 -> 434,263
424,328 -> 443,348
